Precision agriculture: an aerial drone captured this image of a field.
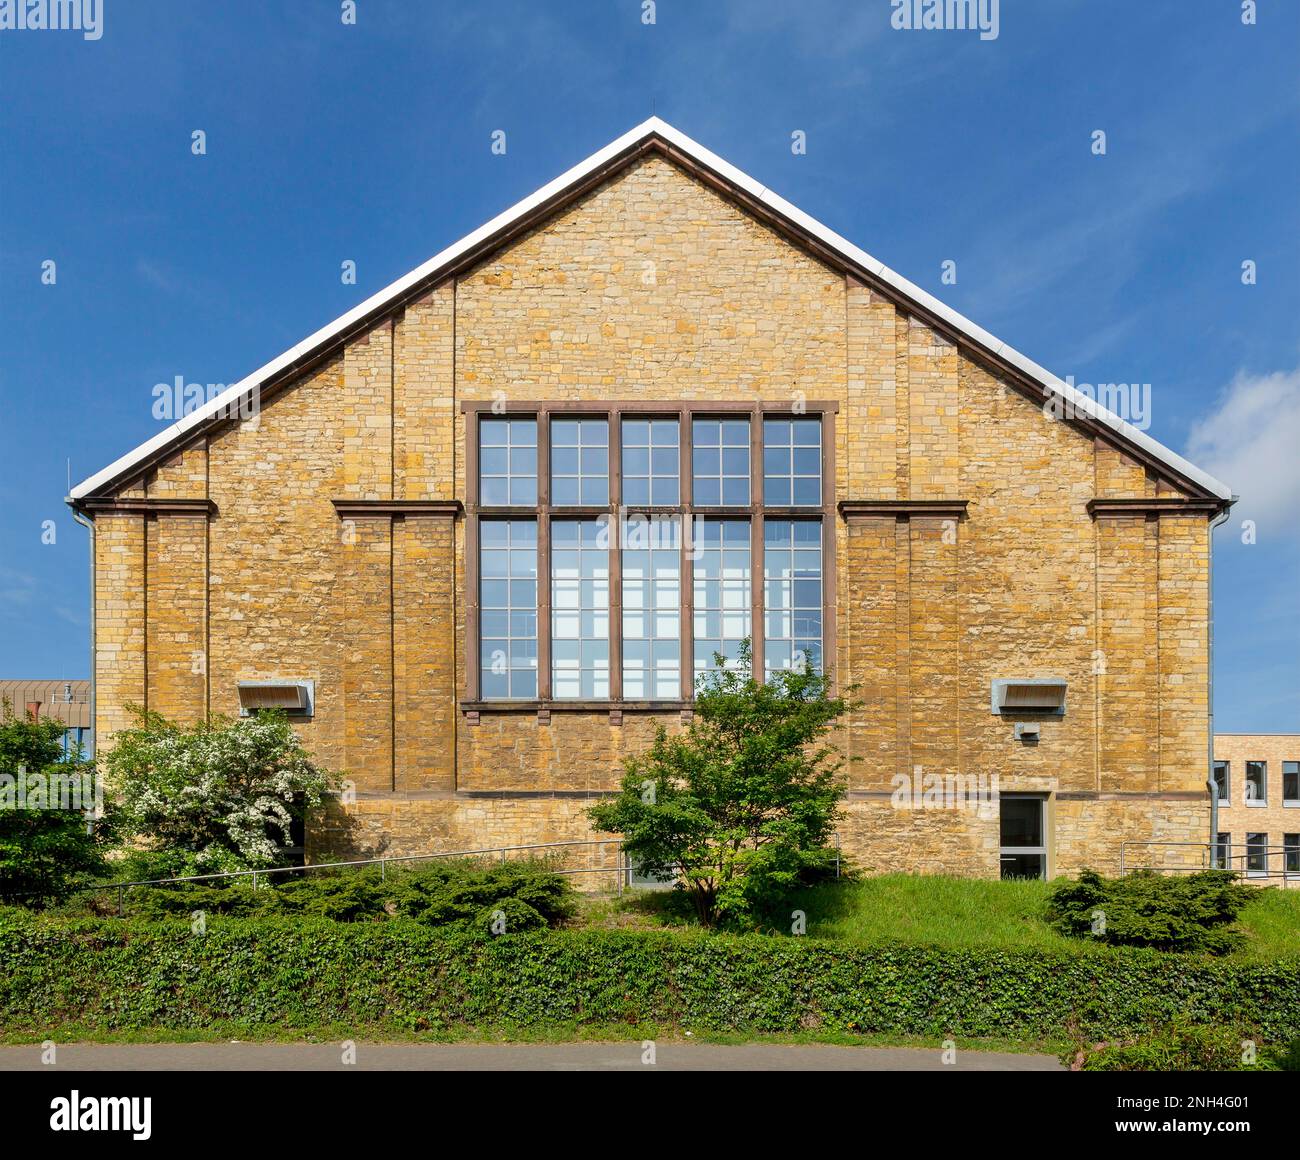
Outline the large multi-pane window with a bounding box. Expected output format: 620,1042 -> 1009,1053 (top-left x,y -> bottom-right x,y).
622,419 -> 679,506
693,519 -> 751,675
551,419 -> 608,506
692,418 -> 750,506
763,419 -> 822,506
763,521 -> 823,679
623,523 -> 681,699
479,520 -> 538,699
1284,761 -> 1299,804
471,406 -> 829,703
551,520 -> 609,698
479,419 -> 537,506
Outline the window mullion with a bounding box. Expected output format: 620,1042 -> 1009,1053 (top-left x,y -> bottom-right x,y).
750,405 -> 764,681
680,406 -> 694,703
538,410 -> 551,702
609,408 -> 622,703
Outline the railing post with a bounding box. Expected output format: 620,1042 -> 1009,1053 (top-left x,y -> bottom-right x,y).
380,859 -> 386,882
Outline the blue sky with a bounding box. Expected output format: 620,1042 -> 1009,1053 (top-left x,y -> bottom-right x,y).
1,0 -> 1296,731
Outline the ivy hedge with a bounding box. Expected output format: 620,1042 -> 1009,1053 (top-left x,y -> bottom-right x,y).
2,909 -> 1297,1040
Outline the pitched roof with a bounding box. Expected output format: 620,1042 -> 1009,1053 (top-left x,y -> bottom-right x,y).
69,117 -> 1233,504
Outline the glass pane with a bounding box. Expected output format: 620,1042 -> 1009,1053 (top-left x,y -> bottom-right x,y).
551,519 -> 609,700
479,418 -> 537,507
1000,798 -> 1043,848
479,520 -> 537,699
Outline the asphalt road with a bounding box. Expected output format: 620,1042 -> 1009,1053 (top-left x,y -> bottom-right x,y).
0,1042 -> 1063,1071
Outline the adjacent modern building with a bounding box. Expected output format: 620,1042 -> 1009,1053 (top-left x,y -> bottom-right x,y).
0,680 -> 91,760
68,120 -> 1236,879
1212,734 -> 1300,882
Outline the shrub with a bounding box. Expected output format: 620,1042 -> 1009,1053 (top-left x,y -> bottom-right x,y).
589,640 -> 851,927
121,859 -> 576,931
1069,1022 -> 1281,1071
1046,869 -> 1256,954
103,707 -> 338,874
0,705 -> 112,907
2,912 -> 1297,1043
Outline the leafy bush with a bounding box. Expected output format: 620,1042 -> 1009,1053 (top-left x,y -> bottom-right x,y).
1046,869 -> 1256,954
103,707 -> 338,873
2,911 -> 1297,1043
0,705 -> 112,907
589,640 -> 851,927
389,860 -> 576,932
121,859 -> 575,932
1069,1022 -> 1285,1071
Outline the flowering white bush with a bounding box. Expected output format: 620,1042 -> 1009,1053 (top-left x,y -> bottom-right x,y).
104,708 -> 339,873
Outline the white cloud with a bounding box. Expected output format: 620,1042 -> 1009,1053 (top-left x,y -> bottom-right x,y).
1186,365 -> 1300,540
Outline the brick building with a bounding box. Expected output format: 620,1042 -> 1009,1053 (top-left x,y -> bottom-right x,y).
1212,734 -> 1300,882
69,120 -> 1234,879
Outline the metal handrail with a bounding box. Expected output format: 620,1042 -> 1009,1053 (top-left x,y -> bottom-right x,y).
1120,839 -> 1297,883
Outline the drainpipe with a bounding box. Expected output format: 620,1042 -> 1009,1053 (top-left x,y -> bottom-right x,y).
1206,501 -> 1235,866
70,503 -> 95,761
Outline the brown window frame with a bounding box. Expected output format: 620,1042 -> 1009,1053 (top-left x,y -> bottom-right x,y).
461,400 -> 838,714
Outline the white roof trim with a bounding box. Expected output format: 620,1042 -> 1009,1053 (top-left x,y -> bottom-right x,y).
70,116 -> 1232,502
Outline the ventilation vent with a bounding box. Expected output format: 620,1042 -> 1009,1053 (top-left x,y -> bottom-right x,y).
991,679 -> 1067,716
237,680 -> 314,718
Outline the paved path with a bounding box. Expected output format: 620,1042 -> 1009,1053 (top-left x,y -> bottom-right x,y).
0,1042 -> 1062,1071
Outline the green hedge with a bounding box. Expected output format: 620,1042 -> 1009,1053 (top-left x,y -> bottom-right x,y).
2,909 -> 1297,1040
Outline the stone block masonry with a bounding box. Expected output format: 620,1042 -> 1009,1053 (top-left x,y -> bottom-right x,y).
84,151 -> 1220,881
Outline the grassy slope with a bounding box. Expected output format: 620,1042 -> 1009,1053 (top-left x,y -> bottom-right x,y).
588,874 -> 1300,958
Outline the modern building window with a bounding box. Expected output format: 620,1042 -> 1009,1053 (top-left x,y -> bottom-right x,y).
1285,834 -> 1300,874
763,520 -> 823,678
551,418 -> 609,506
622,419 -> 679,507
1284,761 -> 1299,805
467,404 -> 832,703
1246,832 -> 1269,876
479,418 -> 537,506
479,520 -> 538,699
551,520 -> 609,698
1246,760 -> 1267,804
763,418 -> 822,506
999,795 -> 1046,880
1212,760 -> 1230,803
692,418 -> 750,506
694,519 -> 751,674
1214,832 -> 1231,870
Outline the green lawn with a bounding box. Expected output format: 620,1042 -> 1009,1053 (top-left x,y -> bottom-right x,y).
591,873 -> 1300,958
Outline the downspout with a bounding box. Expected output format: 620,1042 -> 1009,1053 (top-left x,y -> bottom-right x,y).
69,503 -> 95,762
1206,501 -> 1235,866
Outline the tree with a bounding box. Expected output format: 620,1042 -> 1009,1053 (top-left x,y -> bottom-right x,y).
0,702 -> 110,907
588,642 -> 851,926
103,708 -> 339,875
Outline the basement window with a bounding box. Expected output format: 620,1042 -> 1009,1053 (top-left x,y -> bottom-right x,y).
237,680 -> 314,719
999,795 -> 1047,880
990,679 -> 1067,717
